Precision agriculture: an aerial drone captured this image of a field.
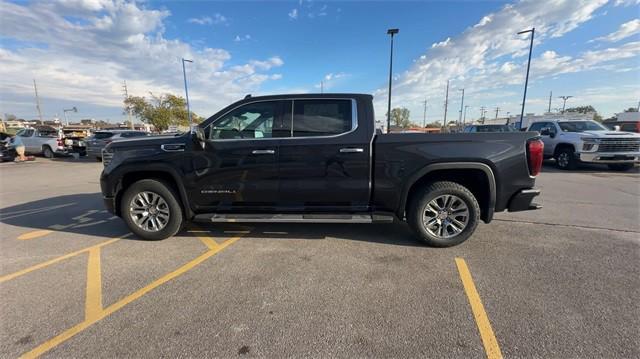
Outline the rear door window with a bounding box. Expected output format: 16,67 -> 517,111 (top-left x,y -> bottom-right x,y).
292,99 -> 352,137
121,132 -> 147,138
94,132 -> 114,140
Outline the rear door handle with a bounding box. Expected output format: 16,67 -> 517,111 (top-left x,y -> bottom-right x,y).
251,149 -> 275,155
339,148 -> 364,153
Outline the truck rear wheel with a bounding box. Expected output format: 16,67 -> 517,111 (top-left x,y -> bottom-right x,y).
42,145 -> 54,159
120,179 -> 184,240
407,181 -> 480,247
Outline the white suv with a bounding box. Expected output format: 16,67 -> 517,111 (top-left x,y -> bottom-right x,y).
527,120 -> 640,171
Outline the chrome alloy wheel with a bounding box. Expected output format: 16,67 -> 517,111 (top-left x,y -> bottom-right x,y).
422,194 -> 470,239
557,152 -> 570,168
129,191 -> 170,232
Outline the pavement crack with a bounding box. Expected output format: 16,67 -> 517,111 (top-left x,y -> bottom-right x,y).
493,218 -> 640,234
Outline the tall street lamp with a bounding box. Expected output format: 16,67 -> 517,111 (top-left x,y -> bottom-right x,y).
386,28 -> 399,133
458,88 -> 465,127
182,58 -> 193,125
63,106 -> 77,126
463,105 -> 470,126
517,27 -> 535,129
559,95 -> 573,113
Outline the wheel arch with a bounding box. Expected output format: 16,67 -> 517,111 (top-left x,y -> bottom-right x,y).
553,143 -> 576,157
114,168 -> 192,219
399,162 -> 496,223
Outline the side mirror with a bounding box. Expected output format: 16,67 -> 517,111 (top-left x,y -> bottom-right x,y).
540,128 -> 551,136
190,125 -> 206,149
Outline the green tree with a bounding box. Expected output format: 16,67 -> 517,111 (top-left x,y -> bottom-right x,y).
124,93 -> 200,132
623,107 -> 638,112
426,121 -> 442,128
566,105 -> 602,122
388,107 -> 412,128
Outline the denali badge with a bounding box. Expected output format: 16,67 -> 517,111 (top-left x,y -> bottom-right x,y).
201,189 -> 237,194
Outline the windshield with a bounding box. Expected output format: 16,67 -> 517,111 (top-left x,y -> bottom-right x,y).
558,121 -> 606,132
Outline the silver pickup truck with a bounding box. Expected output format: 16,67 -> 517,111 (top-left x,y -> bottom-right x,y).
527,119 -> 640,171
14,126 -> 85,158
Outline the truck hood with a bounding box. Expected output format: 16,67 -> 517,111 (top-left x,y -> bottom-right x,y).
577,130 -> 640,138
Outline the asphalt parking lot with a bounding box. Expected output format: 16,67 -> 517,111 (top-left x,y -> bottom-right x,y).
1,158 -> 638,358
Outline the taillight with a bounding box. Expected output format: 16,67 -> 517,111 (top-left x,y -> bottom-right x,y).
527,139 -> 544,176
636,122 -> 640,133
57,139 -> 63,147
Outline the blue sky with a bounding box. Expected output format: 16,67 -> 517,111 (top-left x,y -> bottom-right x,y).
1,0 -> 639,124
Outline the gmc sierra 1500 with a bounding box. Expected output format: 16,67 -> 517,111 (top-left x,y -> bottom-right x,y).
101,94 -> 543,247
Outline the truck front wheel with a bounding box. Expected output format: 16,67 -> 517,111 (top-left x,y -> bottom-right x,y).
120,179 -> 184,240
407,181 -> 480,247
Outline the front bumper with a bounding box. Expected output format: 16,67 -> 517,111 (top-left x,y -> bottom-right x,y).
579,152 -> 639,163
508,189 -> 542,212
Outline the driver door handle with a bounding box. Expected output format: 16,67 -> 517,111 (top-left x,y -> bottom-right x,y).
339,147 -> 364,153
251,149 -> 275,155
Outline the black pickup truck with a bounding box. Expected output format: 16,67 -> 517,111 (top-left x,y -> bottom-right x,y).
101,94 -> 543,247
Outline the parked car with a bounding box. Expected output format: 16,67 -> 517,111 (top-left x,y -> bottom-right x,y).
527,119 -> 640,171
0,133 -> 16,162
13,126 -> 81,158
61,127 -> 90,156
463,124 -> 518,133
100,93 -> 543,246
86,130 -> 148,161
602,120 -> 640,133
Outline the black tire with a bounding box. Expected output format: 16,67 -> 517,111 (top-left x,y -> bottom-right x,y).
96,156 -> 102,162
120,179 -> 184,240
407,181 -> 480,247
607,163 -> 634,171
42,145 -> 54,159
555,147 -> 577,170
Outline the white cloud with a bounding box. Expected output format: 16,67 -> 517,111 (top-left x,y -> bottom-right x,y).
188,13 -> 227,26
592,19 -> 640,42
373,0 -> 618,122
234,34 -> 251,42
288,8 -> 298,20
0,1 -> 282,120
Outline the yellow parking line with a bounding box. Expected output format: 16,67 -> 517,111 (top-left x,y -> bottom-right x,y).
455,258 -> 503,359
0,235 -> 126,284
20,234 -> 243,359
85,247 -> 103,321
17,230 -> 54,241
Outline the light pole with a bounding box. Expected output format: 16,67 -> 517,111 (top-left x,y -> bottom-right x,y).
559,95 -> 573,113
63,106 -> 77,126
463,105 -> 470,126
516,27 -> 535,129
386,28 -> 399,133
458,88 -> 465,127
182,58 -> 193,124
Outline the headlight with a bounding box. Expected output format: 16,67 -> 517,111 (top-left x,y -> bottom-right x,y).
581,137 -> 599,152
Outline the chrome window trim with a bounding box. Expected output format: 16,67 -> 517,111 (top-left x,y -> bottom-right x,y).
205,98 -> 358,142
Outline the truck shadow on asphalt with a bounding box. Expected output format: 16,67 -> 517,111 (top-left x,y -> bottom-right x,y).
0,193 -> 129,238
0,193 -> 424,247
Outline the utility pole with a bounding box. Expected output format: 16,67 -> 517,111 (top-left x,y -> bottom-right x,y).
480,106 -> 486,124
559,95 -> 573,113
122,80 -> 133,129
443,80 -> 450,131
463,105 -> 470,126
422,98 -> 427,128
33,79 -> 43,121
458,88 -> 465,127
548,91 -> 552,113
495,107 -> 500,119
